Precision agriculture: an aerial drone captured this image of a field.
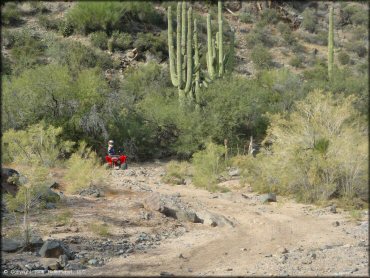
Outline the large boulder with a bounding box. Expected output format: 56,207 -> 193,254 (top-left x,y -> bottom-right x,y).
1,238 -> 22,252
143,193 -> 203,223
39,240 -> 73,259
1,168 -> 20,196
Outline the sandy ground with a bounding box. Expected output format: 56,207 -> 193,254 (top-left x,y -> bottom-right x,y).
5,162 -> 361,277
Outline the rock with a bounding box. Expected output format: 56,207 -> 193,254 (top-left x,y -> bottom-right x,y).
29,236 -> 44,250
49,182 -> 60,190
329,205 -> 337,213
1,168 -> 20,196
48,262 -> 61,270
88,259 -> 98,266
332,221 -> 340,227
59,254 -> 68,268
228,168 -> 241,177
1,238 -> 22,252
227,268 -> 233,271
160,272 -> 174,277
39,240 -> 73,259
45,202 -> 56,209
260,193 -> 277,203
278,247 -> 289,254
70,226 -> 79,233
64,263 -> 86,270
278,254 -> 288,263
143,192 -> 162,211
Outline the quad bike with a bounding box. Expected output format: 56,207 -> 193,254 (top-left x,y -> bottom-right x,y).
105,148 -> 127,170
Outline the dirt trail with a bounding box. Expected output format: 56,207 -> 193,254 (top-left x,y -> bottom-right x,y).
77,162 -> 368,277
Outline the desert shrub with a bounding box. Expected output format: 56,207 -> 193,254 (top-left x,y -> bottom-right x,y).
301,8 -> 317,33
239,12 -> 254,24
66,1 -> 161,34
47,40 -> 112,72
59,20 -> 74,37
349,25 -> 368,42
342,4 -> 368,26
8,29 -> 46,74
245,90 -> 368,203
259,8 -> 279,26
64,142 -> 107,194
250,45 -> 273,69
2,2 -> 22,26
345,41 -> 367,58
191,142 -> 225,191
2,64 -> 74,130
4,165 -> 53,246
133,32 -> 168,59
316,30 -> 328,46
289,55 -> 304,68
338,51 -> 350,65
246,27 -> 277,48
88,221 -> 110,237
162,161 -> 191,185
112,31 -> 133,51
2,122 -> 75,167
29,2 -> 49,14
90,31 -> 108,50
1,54 -> 12,75
37,15 -> 61,31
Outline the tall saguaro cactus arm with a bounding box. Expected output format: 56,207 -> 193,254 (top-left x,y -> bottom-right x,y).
194,18 -> 200,97
176,3 -> 183,89
218,0 -> 224,76
184,7 -> 193,94
167,6 -> 178,87
328,5 -> 334,81
206,14 -> 215,80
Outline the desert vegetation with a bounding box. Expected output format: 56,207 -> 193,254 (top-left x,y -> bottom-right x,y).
1,1 -> 368,276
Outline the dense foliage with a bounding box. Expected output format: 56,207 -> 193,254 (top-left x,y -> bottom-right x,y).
1,1 -> 368,205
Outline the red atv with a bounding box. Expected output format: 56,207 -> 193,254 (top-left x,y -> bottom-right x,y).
105,148 -> 128,170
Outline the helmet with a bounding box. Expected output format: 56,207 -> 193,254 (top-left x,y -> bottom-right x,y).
108,140 -> 114,145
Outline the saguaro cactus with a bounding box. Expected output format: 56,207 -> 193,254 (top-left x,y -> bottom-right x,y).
218,0 -> 224,77
167,2 -> 194,105
206,0 -> 225,80
328,5 -> 334,81
167,1 -> 227,106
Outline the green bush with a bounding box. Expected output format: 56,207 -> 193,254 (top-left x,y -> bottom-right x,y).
250,45 -> 273,69
246,27 -> 277,48
64,142 -> 107,194
239,12 -> 254,24
4,165 -> 53,246
301,8 -> 317,33
345,41 -> 367,58
112,31 -> 133,51
7,29 -> 46,74
191,142 -> 225,191
59,20 -> 74,37
338,51 -> 350,65
66,2 -> 161,34
289,55 -> 304,68
260,8 -> 279,25
342,4 -> 368,26
47,40 -> 112,72
162,161 -> 191,185
2,2 -> 22,26
90,31 -> 108,50
133,32 -> 168,59
245,90 -> 368,203
38,15 -> 61,31
2,122 -> 75,167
